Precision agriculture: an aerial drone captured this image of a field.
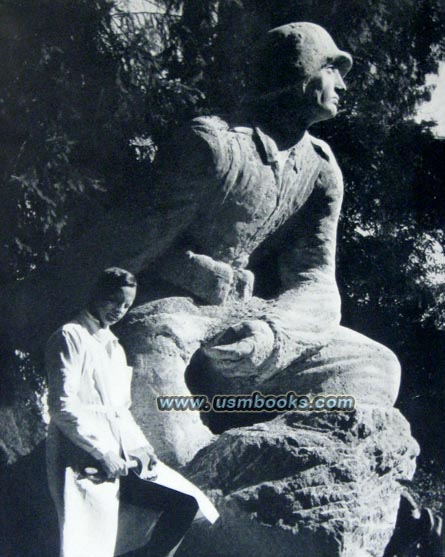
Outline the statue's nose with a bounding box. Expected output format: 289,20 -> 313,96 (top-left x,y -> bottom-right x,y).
335,69 -> 347,91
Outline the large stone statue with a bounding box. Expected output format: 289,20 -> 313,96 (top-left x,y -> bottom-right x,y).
119,22 -> 401,463
116,23 -> 421,557
0,22 -> 424,557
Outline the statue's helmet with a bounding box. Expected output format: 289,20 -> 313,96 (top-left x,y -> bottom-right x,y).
253,22 -> 352,96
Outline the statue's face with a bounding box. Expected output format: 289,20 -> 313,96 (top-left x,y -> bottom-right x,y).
94,285 -> 136,327
303,64 -> 347,124
256,23 -> 352,130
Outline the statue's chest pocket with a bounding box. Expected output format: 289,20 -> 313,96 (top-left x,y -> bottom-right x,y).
221,165 -> 279,224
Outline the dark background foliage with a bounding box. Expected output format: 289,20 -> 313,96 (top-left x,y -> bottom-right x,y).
0,0 -> 444,483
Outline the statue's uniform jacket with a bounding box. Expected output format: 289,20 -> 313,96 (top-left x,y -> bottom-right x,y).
146,115 -> 401,406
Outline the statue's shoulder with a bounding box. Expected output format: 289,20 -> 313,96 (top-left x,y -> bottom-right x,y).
308,134 -> 336,164
187,115 -> 256,173
154,116 -> 229,179
182,115 -> 232,156
309,133 -> 343,182
190,115 -> 231,134
157,116 -> 257,182
190,115 -> 256,141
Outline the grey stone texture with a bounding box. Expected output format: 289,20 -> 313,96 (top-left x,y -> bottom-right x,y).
177,408 -> 419,557
116,113 -> 401,467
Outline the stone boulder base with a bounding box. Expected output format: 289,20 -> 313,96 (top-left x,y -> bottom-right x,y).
0,392 -> 46,466
178,407 -> 419,557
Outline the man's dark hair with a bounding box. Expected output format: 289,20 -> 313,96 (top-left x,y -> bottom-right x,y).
90,267 -> 137,302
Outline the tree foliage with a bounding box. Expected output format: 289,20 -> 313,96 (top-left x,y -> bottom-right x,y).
0,0 -> 201,280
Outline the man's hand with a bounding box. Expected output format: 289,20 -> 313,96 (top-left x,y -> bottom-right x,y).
202,319 -> 275,376
100,451 -> 128,479
129,446 -> 158,480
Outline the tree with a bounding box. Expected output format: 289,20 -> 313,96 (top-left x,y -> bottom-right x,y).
0,0 -> 444,461
0,0 -> 201,281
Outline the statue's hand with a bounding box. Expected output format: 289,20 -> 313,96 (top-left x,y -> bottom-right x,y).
202,320 -> 275,376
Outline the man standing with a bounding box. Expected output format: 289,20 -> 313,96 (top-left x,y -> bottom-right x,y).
46,267 -> 217,557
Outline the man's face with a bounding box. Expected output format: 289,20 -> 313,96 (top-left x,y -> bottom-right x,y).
94,286 -> 136,327
304,65 -> 347,123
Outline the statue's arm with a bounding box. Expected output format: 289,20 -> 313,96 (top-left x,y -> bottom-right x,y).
150,117 -> 232,302
151,124 -> 214,212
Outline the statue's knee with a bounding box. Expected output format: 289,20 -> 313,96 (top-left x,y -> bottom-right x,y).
157,324 -> 183,349
133,311 -> 210,362
145,314 -> 204,360
145,316 -> 185,346
379,345 -> 401,404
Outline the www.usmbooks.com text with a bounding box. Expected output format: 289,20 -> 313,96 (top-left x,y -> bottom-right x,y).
156,392 -> 355,412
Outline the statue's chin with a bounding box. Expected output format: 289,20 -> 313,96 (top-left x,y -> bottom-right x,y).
309,106 -> 338,126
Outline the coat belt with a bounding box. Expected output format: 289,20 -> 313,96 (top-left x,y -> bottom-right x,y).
85,404 -> 127,420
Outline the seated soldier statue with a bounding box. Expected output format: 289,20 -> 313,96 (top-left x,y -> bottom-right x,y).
125,22 -> 401,452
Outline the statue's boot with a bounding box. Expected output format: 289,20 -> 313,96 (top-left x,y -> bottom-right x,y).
384,493 -> 443,557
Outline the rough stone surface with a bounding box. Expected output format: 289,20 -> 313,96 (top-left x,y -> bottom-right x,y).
118,299 -> 218,466
119,289 -> 403,465
0,393 -> 46,466
117,295 -> 272,465
177,407 -> 419,557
